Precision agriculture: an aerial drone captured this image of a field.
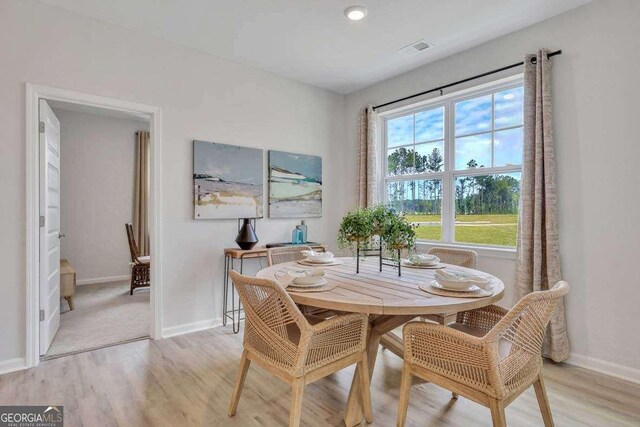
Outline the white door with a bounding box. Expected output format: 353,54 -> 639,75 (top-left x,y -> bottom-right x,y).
39,99 -> 62,355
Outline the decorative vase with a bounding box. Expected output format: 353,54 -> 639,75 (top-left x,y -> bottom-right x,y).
235,218 -> 258,250
292,225 -> 303,244
299,220 -> 308,243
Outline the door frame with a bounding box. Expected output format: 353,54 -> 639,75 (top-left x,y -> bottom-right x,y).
25,83 -> 163,368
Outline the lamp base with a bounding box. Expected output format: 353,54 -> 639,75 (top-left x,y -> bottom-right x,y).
235,218 -> 258,250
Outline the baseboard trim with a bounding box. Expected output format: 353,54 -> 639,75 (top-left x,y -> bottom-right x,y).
0,357 -> 27,376
77,275 -> 130,286
565,353 -> 640,385
162,318 -> 223,338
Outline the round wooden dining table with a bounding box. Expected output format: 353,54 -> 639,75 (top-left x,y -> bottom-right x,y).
256,256 -> 505,426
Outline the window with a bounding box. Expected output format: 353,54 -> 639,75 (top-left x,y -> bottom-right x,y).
383,79 -> 523,247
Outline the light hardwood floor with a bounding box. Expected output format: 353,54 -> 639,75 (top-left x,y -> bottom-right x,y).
1,326 -> 639,426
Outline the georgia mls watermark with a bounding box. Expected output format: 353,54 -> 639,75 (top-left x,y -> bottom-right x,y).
0,406 -> 63,427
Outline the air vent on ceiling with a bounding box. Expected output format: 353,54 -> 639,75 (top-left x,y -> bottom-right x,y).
397,40 -> 434,57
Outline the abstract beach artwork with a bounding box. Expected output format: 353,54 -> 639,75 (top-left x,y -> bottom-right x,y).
193,141 -> 263,219
268,150 -> 322,218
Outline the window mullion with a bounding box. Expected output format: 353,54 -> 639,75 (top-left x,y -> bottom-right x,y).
412,113 -> 417,173
385,172 -> 445,182
490,93 -> 495,168
441,99 -> 454,243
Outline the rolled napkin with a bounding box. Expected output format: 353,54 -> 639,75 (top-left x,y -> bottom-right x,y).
435,269 -> 464,281
304,268 -> 325,277
408,253 -> 439,265
435,269 -> 492,290
276,272 -> 296,287
303,251 -> 335,263
277,268 -> 325,287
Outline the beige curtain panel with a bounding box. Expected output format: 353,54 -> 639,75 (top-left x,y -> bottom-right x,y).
357,105 -> 378,208
134,131 -> 150,256
516,49 -> 569,362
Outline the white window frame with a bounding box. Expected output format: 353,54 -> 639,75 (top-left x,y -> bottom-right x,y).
380,75 -> 524,253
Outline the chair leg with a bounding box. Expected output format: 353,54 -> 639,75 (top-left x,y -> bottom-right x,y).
289,377 -> 305,427
228,350 -> 251,416
533,374 -> 554,427
130,272 -> 135,295
452,392 -> 459,399
488,398 -> 506,427
396,363 -> 412,427
357,352 -> 373,423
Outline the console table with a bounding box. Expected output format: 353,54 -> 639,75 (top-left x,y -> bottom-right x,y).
222,244 -> 326,333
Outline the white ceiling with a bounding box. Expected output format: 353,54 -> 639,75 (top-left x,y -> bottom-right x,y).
39,0 -> 591,94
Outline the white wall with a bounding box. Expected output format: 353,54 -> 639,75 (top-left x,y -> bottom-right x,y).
0,0 -> 345,364
345,0 -> 640,374
53,108 -> 148,283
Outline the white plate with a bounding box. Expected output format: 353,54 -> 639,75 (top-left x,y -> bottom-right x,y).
290,278 -> 328,288
430,280 -> 485,293
298,259 -> 343,266
401,259 -> 442,269
304,257 -> 335,264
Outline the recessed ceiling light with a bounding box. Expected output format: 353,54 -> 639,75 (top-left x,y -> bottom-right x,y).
345,5 -> 368,21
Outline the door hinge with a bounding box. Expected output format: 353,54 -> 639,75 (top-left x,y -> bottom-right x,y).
39,309 -> 45,321
39,121 -> 45,133
39,215 -> 45,227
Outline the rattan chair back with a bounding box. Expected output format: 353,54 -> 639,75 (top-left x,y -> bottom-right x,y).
266,246 -> 313,266
230,271 -> 308,374
485,281 -> 569,398
427,247 -> 478,268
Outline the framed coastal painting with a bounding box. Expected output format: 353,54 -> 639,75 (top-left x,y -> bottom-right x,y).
193,140 -> 263,219
268,150 -> 322,218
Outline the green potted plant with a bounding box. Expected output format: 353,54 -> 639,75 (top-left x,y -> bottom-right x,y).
369,204 -> 393,236
337,208 -> 374,253
381,211 -> 417,257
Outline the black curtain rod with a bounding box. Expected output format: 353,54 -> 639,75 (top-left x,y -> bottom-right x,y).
372,49 -> 562,111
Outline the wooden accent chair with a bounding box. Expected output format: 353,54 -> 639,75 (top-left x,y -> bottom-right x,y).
266,245 -> 313,266
228,271 -> 373,427
125,223 -> 150,295
427,247 -> 478,268
397,281 -> 570,427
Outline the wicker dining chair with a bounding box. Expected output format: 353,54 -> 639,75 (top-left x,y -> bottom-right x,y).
423,247 -> 479,325
266,245 -> 313,266
427,247 -> 478,268
397,281 -> 570,427
228,271 -> 372,427
125,223 -> 150,295
266,245 -> 333,317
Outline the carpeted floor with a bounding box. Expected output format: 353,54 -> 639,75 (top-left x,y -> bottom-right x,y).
43,280 -> 150,359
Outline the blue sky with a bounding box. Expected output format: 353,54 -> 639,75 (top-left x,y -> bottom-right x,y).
194,141 -> 263,184
388,106 -> 444,147
388,87 -> 524,171
269,150 -> 322,182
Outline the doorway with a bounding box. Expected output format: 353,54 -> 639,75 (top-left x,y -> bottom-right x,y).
42,100 -> 152,358
25,84 -> 163,367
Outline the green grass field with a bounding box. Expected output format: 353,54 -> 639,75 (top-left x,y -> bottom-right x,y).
404,214 -> 518,247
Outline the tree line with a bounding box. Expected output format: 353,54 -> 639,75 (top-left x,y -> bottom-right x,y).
387,148 -> 520,215
387,146 -> 443,214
